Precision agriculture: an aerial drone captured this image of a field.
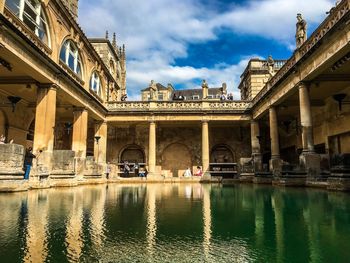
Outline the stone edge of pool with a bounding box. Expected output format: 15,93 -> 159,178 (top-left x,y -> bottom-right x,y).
0,176 -> 348,193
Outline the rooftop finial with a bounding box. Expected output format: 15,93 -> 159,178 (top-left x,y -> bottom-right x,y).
112,33 -> 117,48
105,30 -> 109,39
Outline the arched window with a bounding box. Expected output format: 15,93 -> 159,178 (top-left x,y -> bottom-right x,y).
5,0 -> 49,44
90,71 -> 101,96
59,40 -> 83,78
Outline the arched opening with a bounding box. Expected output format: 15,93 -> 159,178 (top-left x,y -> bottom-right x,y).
210,144 -> 235,163
210,144 -> 237,178
162,143 -> 192,177
120,144 -> 145,164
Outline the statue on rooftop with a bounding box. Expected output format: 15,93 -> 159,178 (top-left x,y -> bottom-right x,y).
149,80 -> 158,101
267,55 -> 275,76
296,13 -> 307,49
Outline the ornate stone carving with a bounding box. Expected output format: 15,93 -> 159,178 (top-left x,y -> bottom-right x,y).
296,14 -> 307,49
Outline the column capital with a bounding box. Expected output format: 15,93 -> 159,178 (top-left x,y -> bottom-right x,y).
296,81 -> 310,89
36,83 -> 59,91
73,107 -> 87,113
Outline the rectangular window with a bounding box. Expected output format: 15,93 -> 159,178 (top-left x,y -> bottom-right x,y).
192,95 -> 200,100
207,95 -> 214,99
158,94 -> 164,101
6,0 -> 21,15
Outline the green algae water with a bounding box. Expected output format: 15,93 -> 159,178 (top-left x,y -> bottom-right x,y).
1,184 -> 350,263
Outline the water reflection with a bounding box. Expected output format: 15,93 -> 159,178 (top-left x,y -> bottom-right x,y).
0,184 -> 350,262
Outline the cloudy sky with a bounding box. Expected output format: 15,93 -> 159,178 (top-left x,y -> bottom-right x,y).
79,0 -> 335,100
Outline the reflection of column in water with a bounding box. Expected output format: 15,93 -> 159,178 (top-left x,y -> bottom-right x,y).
65,188 -> 84,262
146,185 -> 157,256
24,191 -> 49,263
90,186 -> 107,250
255,193 -> 264,248
202,185 -> 212,260
185,185 -> 192,199
303,206 -> 321,262
272,192 -> 284,263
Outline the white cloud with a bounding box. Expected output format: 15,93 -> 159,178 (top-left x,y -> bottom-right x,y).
79,0 -> 335,100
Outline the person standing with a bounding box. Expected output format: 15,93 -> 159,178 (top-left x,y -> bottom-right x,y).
123,161 -> 130,177
134,162 -> 139,177
24,147 -> 36,180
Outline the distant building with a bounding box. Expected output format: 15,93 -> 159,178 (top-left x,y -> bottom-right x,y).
141,82 -> 227,101
238,58 -> 286,100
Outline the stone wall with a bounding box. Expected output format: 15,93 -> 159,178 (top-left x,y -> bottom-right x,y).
0,144 -> 25,179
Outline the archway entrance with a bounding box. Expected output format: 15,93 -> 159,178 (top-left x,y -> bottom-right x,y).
120,144 -> 145,164
210,144 -> 234,163
162,143 -> 192,177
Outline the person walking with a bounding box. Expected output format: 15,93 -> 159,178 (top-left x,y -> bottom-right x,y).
24,147 -> 36,180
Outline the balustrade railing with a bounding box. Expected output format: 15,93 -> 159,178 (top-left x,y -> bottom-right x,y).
107,100 -> 252,112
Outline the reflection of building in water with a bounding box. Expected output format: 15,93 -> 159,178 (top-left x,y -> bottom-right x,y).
146,185 -> 157,256
90,186 -> 107,250
272,191 -> 284,263
65,188 -> 84,262
202,185 -> 212,259
24,191 -> 49,263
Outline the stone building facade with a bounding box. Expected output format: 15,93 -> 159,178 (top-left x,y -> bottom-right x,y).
1,0 -> 350,191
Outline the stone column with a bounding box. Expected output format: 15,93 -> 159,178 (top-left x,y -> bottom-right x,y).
33,84 -> 57,153
148,121 -> 157,175
0,1 -> 5,14
269,107 -> 282,175
298,82 -> 314,152
251,119 -> 262,172
72,108 -> 88,158
94,121 -> 107,164
72,109 -> 88,178
202,121 -> 210,176
298,82 -> 320,176
32,84 -> 57,178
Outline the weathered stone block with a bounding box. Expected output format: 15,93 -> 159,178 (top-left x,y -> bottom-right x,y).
0,144 -> 25,179
269,158 -> 283,177
51,150 -> 75,178
299,153 -> 321,177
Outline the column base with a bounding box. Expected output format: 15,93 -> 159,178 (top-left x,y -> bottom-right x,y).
252,154 -> 263,172
32,151 -> 53,180
299,152 -> 321,177
269,158 -> 283,177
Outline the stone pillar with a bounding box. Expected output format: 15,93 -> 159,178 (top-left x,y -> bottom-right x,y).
251,119 -> 262,172
269,107 -> 282,175
32,84 -> 57,178
202,121 -> 210,177
33,84 -> 57,153
72,108 -> 88,158
298,83 -> 314,152
0,1 -> 5,14
72,109 -> 88,178
298,82 -> 320,177
148,121 -> 157,175
94,121 -> 107,164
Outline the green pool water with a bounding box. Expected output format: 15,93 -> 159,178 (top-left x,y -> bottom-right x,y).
0,184 -> 350,263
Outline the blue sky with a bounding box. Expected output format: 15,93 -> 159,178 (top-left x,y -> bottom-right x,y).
79,0 -> 335,100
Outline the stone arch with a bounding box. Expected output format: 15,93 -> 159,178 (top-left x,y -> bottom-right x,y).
162,143 -> 192,177
210,144 -> 235,163
119,144 -> 145,164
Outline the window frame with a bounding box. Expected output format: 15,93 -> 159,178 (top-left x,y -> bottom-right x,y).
60,40 -> 83,78
90,71 -> 102,96
5,0 -> 50,45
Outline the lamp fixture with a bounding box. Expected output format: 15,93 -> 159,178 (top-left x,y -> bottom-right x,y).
7,96 -> 21,112
332,93 -> 350,111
